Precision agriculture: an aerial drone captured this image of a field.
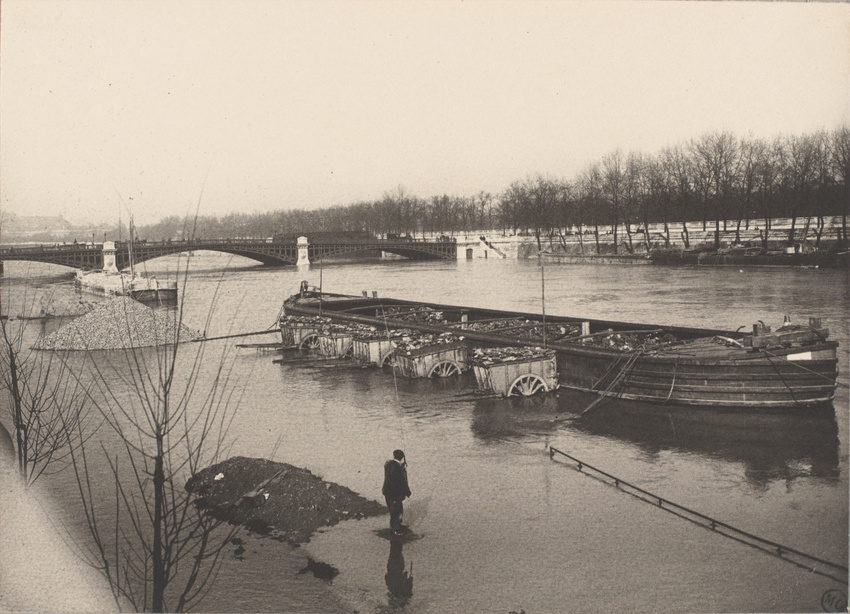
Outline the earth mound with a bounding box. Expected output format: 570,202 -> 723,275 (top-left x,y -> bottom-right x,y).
185,456 -> 386,545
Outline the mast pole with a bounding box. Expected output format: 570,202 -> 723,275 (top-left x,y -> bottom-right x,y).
541,257 -> 547,348
128,215 -> 136,279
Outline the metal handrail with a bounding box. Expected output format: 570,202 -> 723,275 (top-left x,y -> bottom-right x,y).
548,446 -> 848,579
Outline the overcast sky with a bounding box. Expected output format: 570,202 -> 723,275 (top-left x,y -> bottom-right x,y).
1,1 -> 847,226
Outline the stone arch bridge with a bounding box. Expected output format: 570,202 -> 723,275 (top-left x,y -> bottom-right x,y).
0,237 -> 456,272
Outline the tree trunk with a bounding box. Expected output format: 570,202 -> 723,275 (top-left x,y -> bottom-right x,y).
814,216 -> 824,250
612,221 -> 619,255
763,215 -> 771,250
152,441 -> 166,612
9,347 -> 25,475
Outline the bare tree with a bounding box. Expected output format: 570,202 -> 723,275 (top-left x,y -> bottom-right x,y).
61,243 -> 244,612
734,136 -> 761,244
782,133 -> 818,247
602,151 -> 625,254
0,282 -> 92,486
830,126 -> 850,247
661,145 -> 695,249
752,137 -> 784,249
644,157 -> 672,249
575,163 -> 604,254
691,132 -> 740,248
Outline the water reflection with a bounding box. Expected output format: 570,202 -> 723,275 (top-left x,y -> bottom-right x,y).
384,538 -> 413,609
471,394 -> 565,442
471,390 -> 840,484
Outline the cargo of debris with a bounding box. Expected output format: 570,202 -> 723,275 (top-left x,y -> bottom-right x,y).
281,289 -> 838,408
393,332 -> 469,378
472,347 -> 559,397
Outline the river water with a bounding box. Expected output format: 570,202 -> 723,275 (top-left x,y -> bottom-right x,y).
2,255 -> 848,613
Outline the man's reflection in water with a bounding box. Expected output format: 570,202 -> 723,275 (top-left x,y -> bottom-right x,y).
385,538 -> 413,607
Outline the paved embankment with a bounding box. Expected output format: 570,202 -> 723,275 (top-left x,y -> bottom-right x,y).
0,423 -> 117,612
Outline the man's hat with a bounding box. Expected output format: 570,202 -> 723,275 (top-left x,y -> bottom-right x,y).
393,449 -> 405,460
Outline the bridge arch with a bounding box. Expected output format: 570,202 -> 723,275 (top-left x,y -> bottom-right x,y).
307,241 -> 455,262
0,237 -> 455,271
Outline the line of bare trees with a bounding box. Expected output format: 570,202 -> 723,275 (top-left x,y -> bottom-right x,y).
1,236 -> 243,611
136,127 -> 848,251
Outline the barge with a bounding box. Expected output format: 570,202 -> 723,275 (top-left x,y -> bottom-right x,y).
281,287 -> 839,410
75,269 -> 177,303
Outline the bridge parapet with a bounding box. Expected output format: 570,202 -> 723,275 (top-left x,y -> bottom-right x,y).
0,236 -> 456,269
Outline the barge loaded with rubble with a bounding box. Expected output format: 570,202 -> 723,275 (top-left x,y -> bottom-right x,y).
280,287 -> 838,410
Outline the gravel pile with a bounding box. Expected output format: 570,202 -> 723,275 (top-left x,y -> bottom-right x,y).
35,297 -> 203,350
33,292 -> 101,318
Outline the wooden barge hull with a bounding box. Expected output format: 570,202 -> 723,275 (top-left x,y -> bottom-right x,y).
282,293 -> 838,410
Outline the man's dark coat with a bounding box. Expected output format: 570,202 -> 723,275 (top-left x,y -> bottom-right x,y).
382,459 -> 411,500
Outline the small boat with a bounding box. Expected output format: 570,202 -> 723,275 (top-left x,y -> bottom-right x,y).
74,269 -> 177,303
281,287 -> 838,410
75,232 -> 177,303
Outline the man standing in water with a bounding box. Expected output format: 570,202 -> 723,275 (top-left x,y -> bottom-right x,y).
383,449 -> 411,535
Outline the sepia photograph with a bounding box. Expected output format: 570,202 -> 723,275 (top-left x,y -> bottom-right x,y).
0,1 -> 848,612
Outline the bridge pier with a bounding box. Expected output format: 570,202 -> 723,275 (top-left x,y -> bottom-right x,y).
296,236 -> 311,266
102,242 -> 120,272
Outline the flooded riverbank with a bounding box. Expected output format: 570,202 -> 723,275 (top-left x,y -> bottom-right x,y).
1,256 -> 847,612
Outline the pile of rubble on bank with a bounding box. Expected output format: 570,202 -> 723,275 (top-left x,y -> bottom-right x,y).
35,297 -> 203,350
185,456 -> 386,545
